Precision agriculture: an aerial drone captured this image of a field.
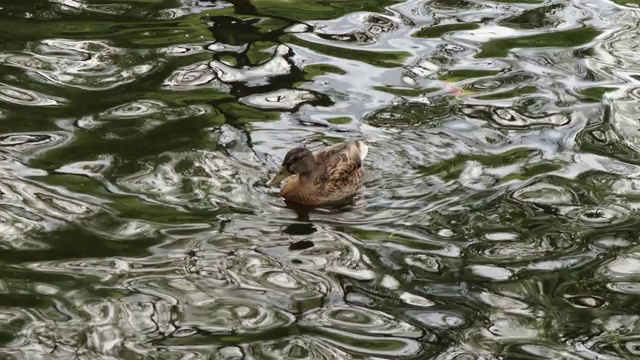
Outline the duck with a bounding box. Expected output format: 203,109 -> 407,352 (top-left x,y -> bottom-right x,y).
266,140 -> 369,206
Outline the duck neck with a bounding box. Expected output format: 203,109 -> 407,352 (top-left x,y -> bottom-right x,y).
298,170 -> 315,183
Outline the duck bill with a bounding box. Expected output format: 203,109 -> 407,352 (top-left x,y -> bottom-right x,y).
267,167 -> 290,187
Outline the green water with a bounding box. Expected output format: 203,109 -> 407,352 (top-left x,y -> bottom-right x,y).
0,0 -> 639,358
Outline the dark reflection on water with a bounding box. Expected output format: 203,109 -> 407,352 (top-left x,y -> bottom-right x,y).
1,0 -> 640,358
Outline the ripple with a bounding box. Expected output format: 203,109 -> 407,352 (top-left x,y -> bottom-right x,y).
210,44 -> 293,84
399,292 -> 436,307
239,89 -> 320,110
564,204 -> 632,227
0,83 -> 66,107
517,344 -> 583,359
0,131 -> 72,160
310,12 -> 401,45
116,149 -> 265,211
607,282 -> 640,294
511,181 -> 576,205
482,314 -> 539,340
407,310 -> 466,329
0,39 -> 163,90
1,0 -> 638,359
458,160 -> 499,190
218,247 -> 346,308
163,61 -> 230,91
300,305 -> 424,357
469,265 -> 513,281
364,98 -> 459,128
102,100 -> 171,119
93,100 -> 211,129
599,22 -> 640,67
302,305 -> 422,336
246,336 -> 352,359
600,254 -> 640,277
462,104 -> 571,128
179,297 -> 295,334
56,156 -> 113,178
608,98 -> 640,155
469,234 -> 577,264
405,254 -> 441,273
475,291 -> 530,312
564,295 -> 606,308
525,255 -> 595,272
0,174 -> 99,249
28,258 -> 132,281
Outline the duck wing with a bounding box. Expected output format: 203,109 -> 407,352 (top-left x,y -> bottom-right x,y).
312,140 -> 368,202
314,140 -> 368,167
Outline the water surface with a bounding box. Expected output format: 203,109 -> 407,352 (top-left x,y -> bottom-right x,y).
1,0 -> 640,358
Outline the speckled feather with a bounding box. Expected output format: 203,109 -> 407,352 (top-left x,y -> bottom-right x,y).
280,140 -> 368,206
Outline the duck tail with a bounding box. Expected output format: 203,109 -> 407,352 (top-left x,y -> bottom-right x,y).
354,140 -> 368,162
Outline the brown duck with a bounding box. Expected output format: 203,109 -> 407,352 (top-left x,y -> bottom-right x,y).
266,140 -> 369,206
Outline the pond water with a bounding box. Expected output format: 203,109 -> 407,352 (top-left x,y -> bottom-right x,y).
1,0 -> 640,358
